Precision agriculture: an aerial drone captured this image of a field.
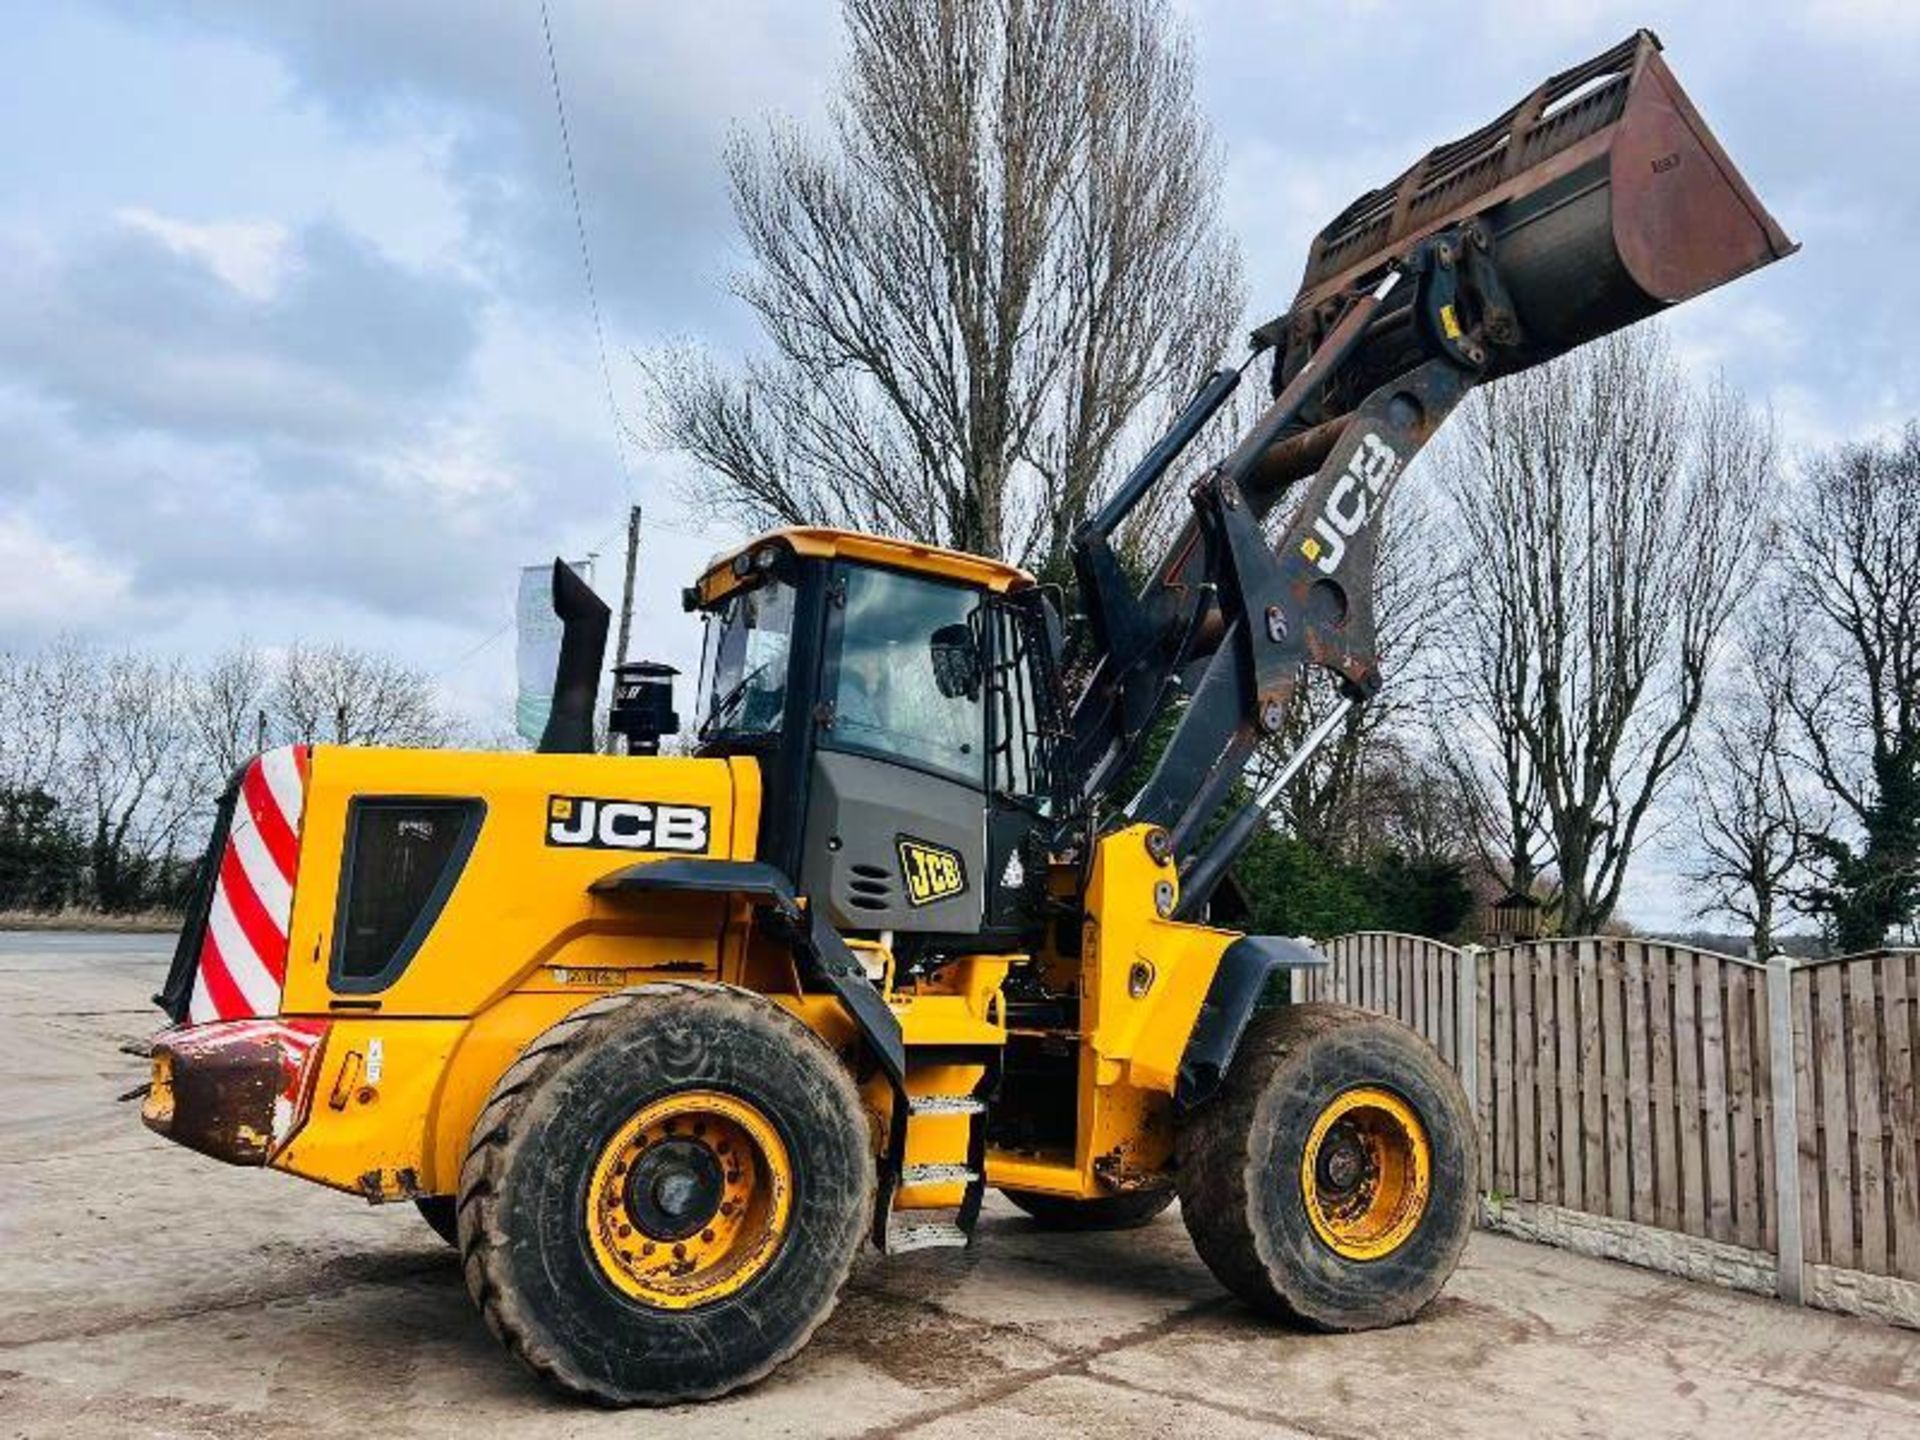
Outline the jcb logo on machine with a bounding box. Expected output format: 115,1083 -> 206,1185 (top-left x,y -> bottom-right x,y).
1299,432 -> 1401,576
897,837 -> 966,907
546,796 -> 711,853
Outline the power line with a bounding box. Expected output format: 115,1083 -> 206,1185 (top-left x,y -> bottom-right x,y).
540,0 -> 636,510
431,6 -> 635,689
438,10 -> 738,685
435,618 -> 516,679
432,518 -> 625,682
434,12 -> 724,687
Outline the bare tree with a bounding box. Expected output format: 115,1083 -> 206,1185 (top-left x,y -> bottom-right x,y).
1439,328 -> 1776,933
1781,424 -> 1920,950
2,641 -> 204,911
70,652 -> 204,911
1434,711 -> 1550,905
0,643 -> 92,911
0,639 -> 90,800
1684,597 -> 1817,956
273,644 -> 452,748
1372,746 -> 1482,872
186,645 -> 271,781
1,638 -> 462,913
646,0 -> 1243,577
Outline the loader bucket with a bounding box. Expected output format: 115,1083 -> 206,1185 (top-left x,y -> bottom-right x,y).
1254,30 -> 1794,482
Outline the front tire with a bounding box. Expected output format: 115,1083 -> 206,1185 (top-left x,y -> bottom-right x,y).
1177,1003 -> 1474,1331
457,982 -> 874,1405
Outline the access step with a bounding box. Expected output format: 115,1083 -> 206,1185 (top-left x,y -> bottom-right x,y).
899,1162 -> 980,1189
907,1094 -> 986,1117
884,1219 -> 970,1253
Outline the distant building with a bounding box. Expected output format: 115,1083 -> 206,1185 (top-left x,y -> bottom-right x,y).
1485,889 -> 1543,945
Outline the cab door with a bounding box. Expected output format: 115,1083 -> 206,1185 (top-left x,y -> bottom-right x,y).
798,563 -> 989,935
983,595 -> 1060,937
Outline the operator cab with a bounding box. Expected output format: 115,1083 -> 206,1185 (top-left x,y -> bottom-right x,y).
685,529 -> 1065,949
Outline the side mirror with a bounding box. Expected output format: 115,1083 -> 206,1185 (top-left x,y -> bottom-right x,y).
929,622 -> 982,700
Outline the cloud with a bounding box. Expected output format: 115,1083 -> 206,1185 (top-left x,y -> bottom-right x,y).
0,273 -> 699,646
114,208 -> 291,300
0,375 -> 543,632
114,1 -> 838,335
0,215 -> 483,447
1811,0 -> 1920,39
1,0 -> 1915,927
0,513 -> 132,639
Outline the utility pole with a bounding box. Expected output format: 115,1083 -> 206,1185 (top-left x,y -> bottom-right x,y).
614,502 -> 643,667
606,502 -> 643,755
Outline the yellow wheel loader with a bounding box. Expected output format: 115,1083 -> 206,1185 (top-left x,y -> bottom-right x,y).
139,32 -> 1792,1405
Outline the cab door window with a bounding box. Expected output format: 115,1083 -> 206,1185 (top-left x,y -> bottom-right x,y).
696,577 -> 797,740
824,566 -> 984,787
988,601 -> 1054,807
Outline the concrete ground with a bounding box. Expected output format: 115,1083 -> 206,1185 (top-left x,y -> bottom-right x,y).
4,932 -> 1917,1439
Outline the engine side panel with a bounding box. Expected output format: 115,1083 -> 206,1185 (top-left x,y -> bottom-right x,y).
281,747 -> 760,1018
253,747 -> 760,1197
799,748 -> 985,934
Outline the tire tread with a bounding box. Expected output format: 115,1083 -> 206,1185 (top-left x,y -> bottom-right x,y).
1177,1003 -> 1473,1330
456,980 -> 871,1404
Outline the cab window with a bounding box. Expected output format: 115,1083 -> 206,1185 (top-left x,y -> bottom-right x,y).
825,566 -> 984,787
697,577 -> 796,740
988,600 -> 1055,808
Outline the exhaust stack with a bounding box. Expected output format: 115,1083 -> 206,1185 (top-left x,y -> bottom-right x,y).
538,559 -> 611,755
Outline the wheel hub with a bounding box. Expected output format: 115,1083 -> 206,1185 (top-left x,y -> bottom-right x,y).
1315,1123 -> 1370,1197
1299,1086 -> 1431,1262
626,1138 -> 725,1241
585,1090 -> 793,1310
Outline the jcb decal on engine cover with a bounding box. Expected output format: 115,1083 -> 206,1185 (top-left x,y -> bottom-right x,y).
1300,432 -> 1401,575
546,796 -> 711,853
897,836 -> 966,906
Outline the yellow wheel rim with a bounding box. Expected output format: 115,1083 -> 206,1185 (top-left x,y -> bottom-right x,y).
585,1089 -> 793,1310
1299,1086 -> 1431,1261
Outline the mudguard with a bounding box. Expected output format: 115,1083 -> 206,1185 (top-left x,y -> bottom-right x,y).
591,858 -> 905,1084
1175,934 -> 1328,1109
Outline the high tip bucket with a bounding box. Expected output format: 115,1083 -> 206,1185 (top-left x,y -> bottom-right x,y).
1268,30 -> 1794,427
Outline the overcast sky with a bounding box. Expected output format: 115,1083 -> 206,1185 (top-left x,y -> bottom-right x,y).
2,2 -> 1914,928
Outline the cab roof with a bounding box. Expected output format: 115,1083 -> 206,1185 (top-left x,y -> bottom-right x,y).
693,527 -> 1034,608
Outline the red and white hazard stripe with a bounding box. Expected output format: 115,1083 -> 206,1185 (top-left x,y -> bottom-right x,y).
188,745 -> 310,1024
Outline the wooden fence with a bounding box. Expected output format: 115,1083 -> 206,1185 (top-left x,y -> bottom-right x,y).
1297,933 -> 1920,1313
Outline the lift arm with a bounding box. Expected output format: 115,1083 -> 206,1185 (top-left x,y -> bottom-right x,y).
1060,30 -> 1795,909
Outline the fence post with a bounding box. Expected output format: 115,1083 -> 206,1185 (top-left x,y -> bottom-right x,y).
1766,954 -> 1805,1305
1456,945 -> 1482,1120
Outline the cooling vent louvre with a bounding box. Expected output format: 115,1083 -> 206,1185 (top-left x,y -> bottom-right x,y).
848,861 -> 893,912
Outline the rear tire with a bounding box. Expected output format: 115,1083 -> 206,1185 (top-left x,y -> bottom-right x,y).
1001,1186 -> 1174,1231
1177,1003 -> 1474,1331
457,981 -> 874,1405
